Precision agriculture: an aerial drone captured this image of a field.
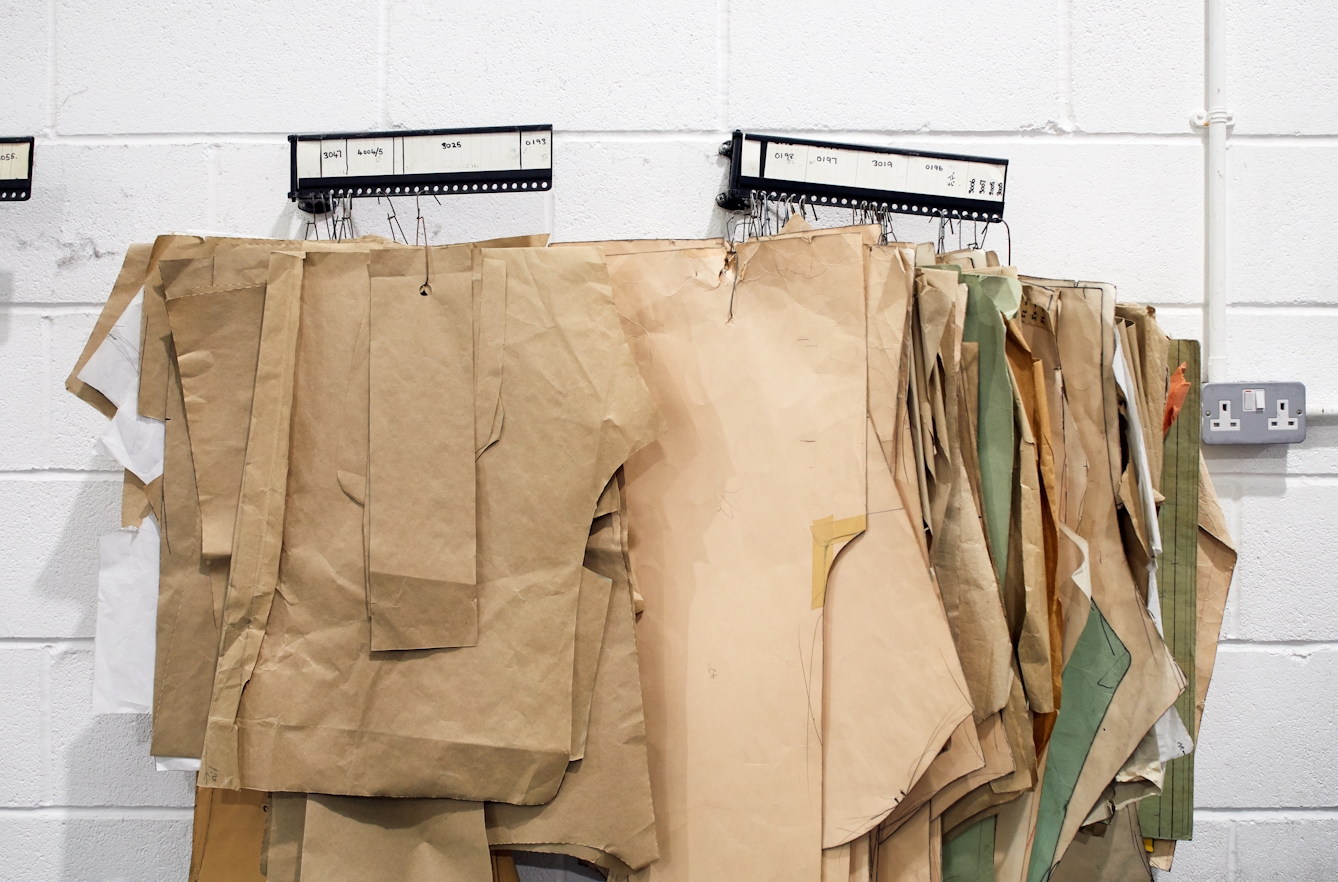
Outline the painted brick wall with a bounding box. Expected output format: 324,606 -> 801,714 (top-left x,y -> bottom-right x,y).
0,1 -> 1333,878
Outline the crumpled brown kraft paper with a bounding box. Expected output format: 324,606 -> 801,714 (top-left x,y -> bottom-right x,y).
199,250 -> 305,785
1004,329 -> 1056,717
164,284 -> 266,560
140,237 -> 215,421
154,240 -> 406,759
568,530 -> 614,760
1048,804 -> 1151,882
214,245 -> 658,802
264,792 -> 308,882
301,795 -> 493,882
238,474 -> 658,879
66,244 -> 154,418
367,248 -> 477,650
488,472 -> 659,872
611,231 -> 868,882
152,332 -> 222,758
188,787 -> 268,882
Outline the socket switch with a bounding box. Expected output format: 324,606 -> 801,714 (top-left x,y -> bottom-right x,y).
1201,382 -> 1306,444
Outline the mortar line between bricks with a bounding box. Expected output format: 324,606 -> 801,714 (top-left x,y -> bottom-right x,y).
0,638 -> 94,648
0,304 -> 108,315
1196,807 -> 1338,820
1201,473 -> 1338,484
0,806 -> 194,820
1216,640 -> 1338,652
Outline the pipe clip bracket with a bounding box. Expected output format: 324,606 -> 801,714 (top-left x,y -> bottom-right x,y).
1191,107 -> 1235,128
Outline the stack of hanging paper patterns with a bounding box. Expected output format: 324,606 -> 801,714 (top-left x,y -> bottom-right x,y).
70,221 -> 1235,882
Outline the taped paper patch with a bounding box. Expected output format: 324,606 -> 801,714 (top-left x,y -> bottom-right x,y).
810,514 -> 867,609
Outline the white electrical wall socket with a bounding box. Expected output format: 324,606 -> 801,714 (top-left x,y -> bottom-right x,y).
1201,382 -> 1306,444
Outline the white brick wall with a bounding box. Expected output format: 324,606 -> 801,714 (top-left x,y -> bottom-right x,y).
0,1 -> 1333,878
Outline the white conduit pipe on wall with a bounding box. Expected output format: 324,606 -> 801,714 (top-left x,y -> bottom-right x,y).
1194,0 -> 1231,386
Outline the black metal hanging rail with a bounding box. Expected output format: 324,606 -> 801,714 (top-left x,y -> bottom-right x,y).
0,137 -> 35,202
289,124 -> 553,213
717,131 -> 1008,221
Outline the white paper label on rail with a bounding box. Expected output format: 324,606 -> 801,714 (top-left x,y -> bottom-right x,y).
347,137 -> 395,177
319,139 -> 349,177
520,130 -> 551,170
297,131 -> 553,181
748,137 -> 1005,204
296,140 -> 322,179
0,142 -> 31,180
765,142 -> 808,184
403,131 -> 523,176
855,152 -> 910,193
740,138 -> 762,178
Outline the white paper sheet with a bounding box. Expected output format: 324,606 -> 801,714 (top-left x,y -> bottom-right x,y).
92,514 -> 160,715
154,756 -> 202,772
76,292 -> 165,483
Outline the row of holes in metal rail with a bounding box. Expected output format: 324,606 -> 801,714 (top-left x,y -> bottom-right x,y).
305,180 -> 550,198
746,192 -> 1000,221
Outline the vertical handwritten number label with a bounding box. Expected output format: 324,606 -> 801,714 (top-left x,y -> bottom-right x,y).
520,130 -> 552,170
766,143 -> 808,183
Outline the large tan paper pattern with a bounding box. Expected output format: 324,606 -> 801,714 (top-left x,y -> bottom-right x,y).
822,416 -> 972,847
225,245 -> 658,802
613,232 -> 867,882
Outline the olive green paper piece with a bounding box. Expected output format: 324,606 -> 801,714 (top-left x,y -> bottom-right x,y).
1139,340 -> 1201,841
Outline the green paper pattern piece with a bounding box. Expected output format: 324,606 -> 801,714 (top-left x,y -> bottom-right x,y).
963,277 -> 1014,587
943,815 -> 997,882
1027,602 -> 1132,882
